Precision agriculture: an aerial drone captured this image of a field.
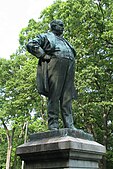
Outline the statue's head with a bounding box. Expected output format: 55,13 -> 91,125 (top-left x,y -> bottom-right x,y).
49,20 -> 64,36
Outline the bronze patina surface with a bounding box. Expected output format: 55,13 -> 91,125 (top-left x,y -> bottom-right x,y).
26,20 -> 77,130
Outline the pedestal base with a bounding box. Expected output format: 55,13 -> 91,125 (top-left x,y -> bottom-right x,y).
17,129 -> 106,169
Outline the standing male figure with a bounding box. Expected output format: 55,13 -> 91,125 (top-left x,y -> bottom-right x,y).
26,20 -> 77,130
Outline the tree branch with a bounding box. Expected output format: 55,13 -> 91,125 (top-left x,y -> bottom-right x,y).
0,118 -> 10,139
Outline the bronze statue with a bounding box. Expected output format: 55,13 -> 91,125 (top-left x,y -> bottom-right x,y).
26,20 -> 77,130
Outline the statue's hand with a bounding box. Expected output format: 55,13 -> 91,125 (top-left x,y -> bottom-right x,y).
43,55 -> 51,62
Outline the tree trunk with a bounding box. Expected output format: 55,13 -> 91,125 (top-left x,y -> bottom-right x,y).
1,119 -> 15,169
102,107 -> 109,169
21,122 -> 28,169
6,135 -> 12,169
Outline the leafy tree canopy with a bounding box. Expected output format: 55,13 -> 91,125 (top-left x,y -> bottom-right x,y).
0,0 -> 113,168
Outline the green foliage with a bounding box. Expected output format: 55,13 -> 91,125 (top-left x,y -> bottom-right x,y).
0,54 -> 47,168
0,0 -> 113,168
0,127 -> 7,168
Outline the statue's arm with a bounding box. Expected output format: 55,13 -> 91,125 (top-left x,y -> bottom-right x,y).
26,34 -> 46,59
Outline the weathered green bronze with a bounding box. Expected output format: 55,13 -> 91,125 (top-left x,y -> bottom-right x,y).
26,20 -> 77,130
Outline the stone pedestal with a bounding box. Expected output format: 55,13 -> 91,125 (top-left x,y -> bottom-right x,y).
17,129 -> 106,169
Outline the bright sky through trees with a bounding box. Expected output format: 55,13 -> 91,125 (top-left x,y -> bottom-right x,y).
0,0 -> 54,59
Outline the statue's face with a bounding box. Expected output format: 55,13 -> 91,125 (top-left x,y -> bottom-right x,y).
51,20 -> 64,36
